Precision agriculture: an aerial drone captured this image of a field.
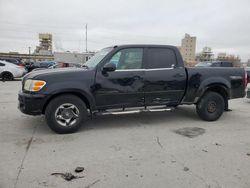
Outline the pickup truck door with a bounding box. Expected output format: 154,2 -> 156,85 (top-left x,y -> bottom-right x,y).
94,48 -> 145,109
144,47 -> 187,106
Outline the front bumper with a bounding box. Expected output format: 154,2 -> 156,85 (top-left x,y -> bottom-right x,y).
18,90 -> 47,115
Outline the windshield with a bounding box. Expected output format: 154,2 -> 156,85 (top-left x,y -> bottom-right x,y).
195,62 -> 212,67
84,47 -> 113,68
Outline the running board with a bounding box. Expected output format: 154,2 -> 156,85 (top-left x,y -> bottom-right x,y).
93,106 -> 176,116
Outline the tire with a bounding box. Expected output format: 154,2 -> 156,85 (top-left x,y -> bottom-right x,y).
2,72 -> 14,81
45,94 -> 88,134
196,92 -> 225,121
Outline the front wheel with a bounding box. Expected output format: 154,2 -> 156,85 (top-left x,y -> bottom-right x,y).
196,92 -> 225,121
45,95 -> 88,134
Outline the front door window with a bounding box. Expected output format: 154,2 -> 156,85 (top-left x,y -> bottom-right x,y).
107,48 -> 143,70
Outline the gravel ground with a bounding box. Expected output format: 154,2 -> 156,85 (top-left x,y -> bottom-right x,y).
0,80 -> 250,188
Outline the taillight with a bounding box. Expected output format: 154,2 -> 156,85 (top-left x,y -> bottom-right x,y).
244,72 -> 248,88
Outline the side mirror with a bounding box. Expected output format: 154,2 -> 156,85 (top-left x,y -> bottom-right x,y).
102,63 -> 116,73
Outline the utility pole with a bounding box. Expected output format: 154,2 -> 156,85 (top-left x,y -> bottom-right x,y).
85,24 -> 88,52
28,47 -> 31,62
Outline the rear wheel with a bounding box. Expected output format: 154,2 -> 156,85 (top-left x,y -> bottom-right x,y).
45,95 -> 88,134
196,92 -> 225,121
2,72 -> 14,81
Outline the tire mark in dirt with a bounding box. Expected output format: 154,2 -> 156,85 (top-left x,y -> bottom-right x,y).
14,124 -> 38,188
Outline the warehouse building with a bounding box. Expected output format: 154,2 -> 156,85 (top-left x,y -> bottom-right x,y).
54,51 -> 94,64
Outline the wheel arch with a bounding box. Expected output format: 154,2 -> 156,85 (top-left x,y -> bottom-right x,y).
1,71 -> 14,78
42,91 -> 95,114
197,84 -> 229,110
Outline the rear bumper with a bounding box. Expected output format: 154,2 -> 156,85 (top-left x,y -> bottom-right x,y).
18,91 -> 47,115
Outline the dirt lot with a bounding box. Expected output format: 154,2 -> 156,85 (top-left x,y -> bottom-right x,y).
1,80 -> 250,188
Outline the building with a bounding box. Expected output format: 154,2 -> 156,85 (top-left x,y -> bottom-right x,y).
217,53 -> 227,61
246,59 -> 250,67
0,33 -> 54,63
0,52 -> 53,63
54,51 -> 95,64
180,33 -> 197,67
34,33 -> 53,55
196,47 -> 214,62
216,53 -> 241,67
0,32 -> 97,63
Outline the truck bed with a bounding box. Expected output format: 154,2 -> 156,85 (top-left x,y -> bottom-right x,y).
182,67 -> 246,104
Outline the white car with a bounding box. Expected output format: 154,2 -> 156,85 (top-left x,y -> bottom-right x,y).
0,60 -> 27,80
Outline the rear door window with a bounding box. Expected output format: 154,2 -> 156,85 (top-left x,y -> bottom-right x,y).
146,48 -> 177,69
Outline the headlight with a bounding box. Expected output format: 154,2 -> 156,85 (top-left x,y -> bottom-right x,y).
24,79 -> 46,92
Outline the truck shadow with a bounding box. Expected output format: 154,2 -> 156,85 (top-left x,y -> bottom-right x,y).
82,106 -> 199,132
33,106 -> 200,134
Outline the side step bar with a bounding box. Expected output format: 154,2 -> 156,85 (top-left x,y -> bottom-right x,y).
93,106 -> 176,116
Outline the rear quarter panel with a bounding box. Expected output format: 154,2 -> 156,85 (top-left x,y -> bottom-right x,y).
182,67 -> 246,103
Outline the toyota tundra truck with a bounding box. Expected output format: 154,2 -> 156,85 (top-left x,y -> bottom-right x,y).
18,45 -> 247,133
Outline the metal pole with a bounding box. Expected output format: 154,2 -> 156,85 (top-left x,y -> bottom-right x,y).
85,24 -> 88,52
28,47 -> 31,62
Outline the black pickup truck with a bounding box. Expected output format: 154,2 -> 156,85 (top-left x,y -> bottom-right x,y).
18,45 -> 247,133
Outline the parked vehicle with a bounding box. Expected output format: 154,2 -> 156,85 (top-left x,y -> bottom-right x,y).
247,86 -> 250,99
32,62 -> 82,72
245,67 -> 250,99
18,45 -> 247,133
25,62 -> 40,72
245,67 -> 250,83
0,60 -> 27,80
25,61 -> 56,72
195,61 -> 234,67
0,58 -> 25,67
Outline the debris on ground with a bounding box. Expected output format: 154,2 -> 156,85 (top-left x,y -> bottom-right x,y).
84,179 -> 101,188
215,143 -> 222,146
183,167 -> 189,171
75,167 -> 85,173
51,172 -> 84,181
174,127 -> 205,138
202,149 -> 208,152
247,153 -> 250,156
156,136 -> 163,149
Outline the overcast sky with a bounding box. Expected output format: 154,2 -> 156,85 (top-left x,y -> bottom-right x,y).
0,0 -> 250,60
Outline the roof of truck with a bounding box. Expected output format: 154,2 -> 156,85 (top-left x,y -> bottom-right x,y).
112,44 -> 178,49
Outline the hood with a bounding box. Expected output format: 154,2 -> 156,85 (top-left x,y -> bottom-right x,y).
24,67 -> 89,80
